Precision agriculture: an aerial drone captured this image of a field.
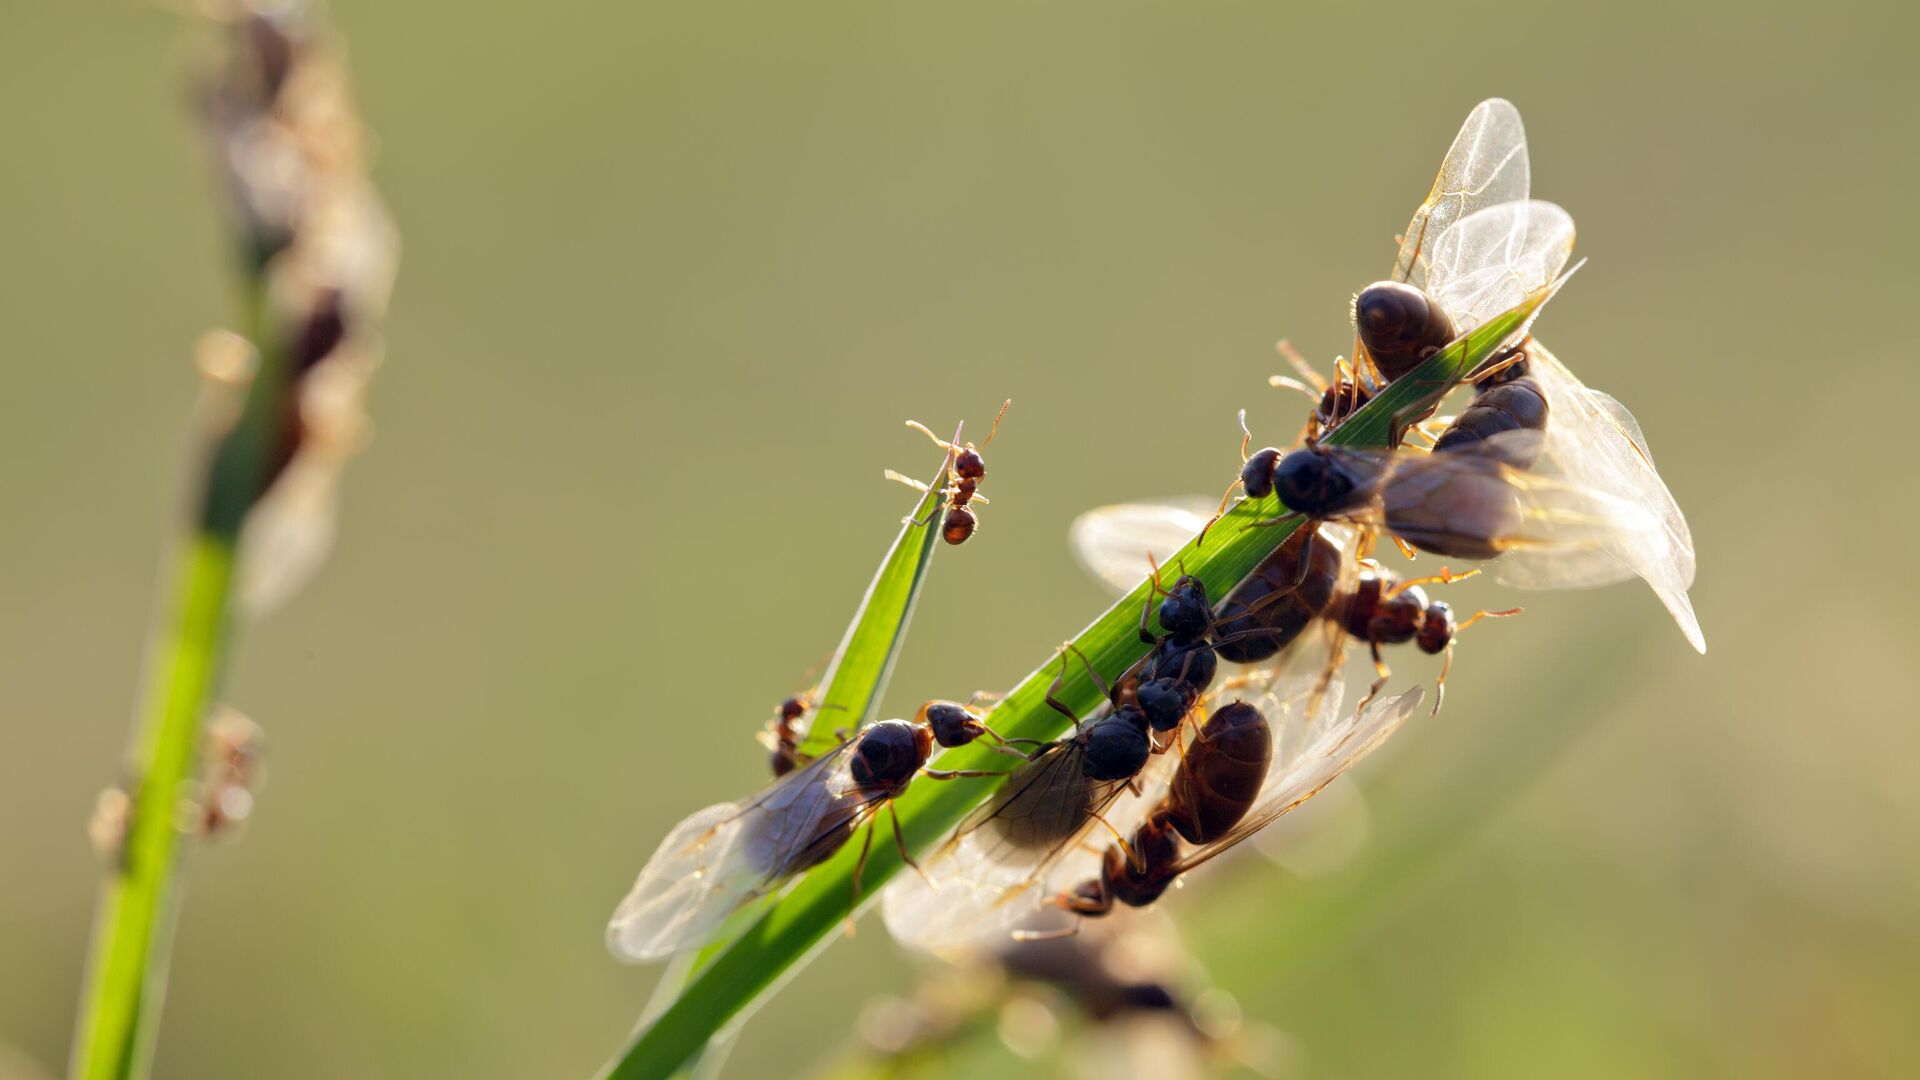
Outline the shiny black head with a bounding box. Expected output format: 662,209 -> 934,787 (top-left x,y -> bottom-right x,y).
1157,576 -> 1211,641
778,697 -> 807,723
1355,280 -> 1456,379
1241,446 -> 1282,500
1134,677 -> 1195,732
849,718 -> 931,792
920,700 -> 983,748
1272,448 -> 1357,517
1082,710 -> 1152,781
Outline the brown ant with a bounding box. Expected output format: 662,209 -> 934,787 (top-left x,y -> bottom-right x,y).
893,400 -> 1010,545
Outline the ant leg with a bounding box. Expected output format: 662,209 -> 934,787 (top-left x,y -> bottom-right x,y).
1432,643 -> 1454,717
887,801 -> 934,887
1355,346 -> 1386,392
1138,559 -> 1165,644
1242,510 -> 1306,531
1353,641 -> 1391,718
884,468 -> 931,493
1390,535 -> 1420,561
1457,606 -> 1523,631
1276,339 -> 1329,393
1043,650 -> 1081,725
983,722 -> 1044,749
1199,474 -> 1245,549
1268,375 -> 1322,407
921,767 -> 1012,780
981,740 -> 1042,761
903,419 -> 957,452
1469,341 -> 1530,384
1088,810 -> 1141,871
846,822 -> 878,934
1062,643 -> 1112,701
1388,566 -> 1479,598
907,492 -> 957,528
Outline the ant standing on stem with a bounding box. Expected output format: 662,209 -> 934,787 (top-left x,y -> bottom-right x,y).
889,400 -> 1011,545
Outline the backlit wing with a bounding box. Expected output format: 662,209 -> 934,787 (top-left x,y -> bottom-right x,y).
1310,437 -> 1665,564
1425,200 -> 1575,334
1491,343 -> 1704,651
882,733 -> 1174,954
607,742 -> 874,962
1393,99 -> 1530,289
1068,497 -> 1218,595
1169,687 -> 1424,878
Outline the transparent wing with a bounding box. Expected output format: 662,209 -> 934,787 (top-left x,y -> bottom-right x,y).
1492,343 -> 1704,651
1393,99 -> 1530,289
1169,687 -> 1424,878
1306,438 -> 1666,565
1069,497 -> 1218,596
882,735 -> 1174,954
607,743 -> 874,962
1425,201 -> 1575,334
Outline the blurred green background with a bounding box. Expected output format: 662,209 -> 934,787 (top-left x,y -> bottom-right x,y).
4,2 -> 1916,1077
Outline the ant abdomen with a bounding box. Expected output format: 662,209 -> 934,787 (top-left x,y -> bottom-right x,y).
1164,701 -> 1271,845
1354,280 -> 1456,380
1433,377 -> 1549,467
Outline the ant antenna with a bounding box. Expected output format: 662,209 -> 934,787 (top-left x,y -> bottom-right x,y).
977,399 -> 1011,449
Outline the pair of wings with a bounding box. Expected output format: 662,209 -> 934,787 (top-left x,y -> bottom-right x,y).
606,738 -> 880,962
1388,98 -> 1700,649
883,612 -> 1424,955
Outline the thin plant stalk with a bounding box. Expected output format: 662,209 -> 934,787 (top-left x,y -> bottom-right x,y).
69,297 -> 287,1080
69,5 -> 393,1075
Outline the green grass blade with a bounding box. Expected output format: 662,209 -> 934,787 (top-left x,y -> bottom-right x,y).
629,446 -> 957,1071
602,294 -> 1547,1079
795,451 -> 955,758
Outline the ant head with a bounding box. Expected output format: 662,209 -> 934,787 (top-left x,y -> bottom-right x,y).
1241,446 -> 1283,500
919,700 -> 984,748
1417,600 -> 1454,655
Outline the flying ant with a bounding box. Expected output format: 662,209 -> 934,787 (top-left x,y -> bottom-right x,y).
607,699 -> 1018,962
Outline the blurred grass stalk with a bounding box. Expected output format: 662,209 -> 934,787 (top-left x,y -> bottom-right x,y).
604,292 -> 1551,1079
68,5 -> 395,1078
